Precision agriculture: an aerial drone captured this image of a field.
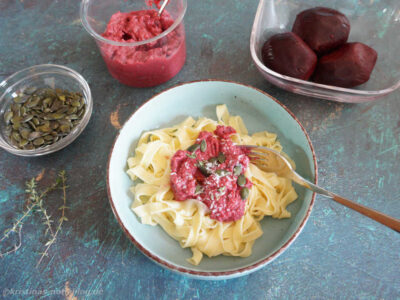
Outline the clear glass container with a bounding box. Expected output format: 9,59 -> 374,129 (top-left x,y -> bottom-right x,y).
80,0 -> 187,88
250,0 -> 400,103
0,64 -> 93,157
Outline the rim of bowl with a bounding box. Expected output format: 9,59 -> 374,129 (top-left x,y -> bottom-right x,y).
249,0 -> 400,96
0,64 -> 93,157
106,79 -> 318,279
80,0 -> 187,47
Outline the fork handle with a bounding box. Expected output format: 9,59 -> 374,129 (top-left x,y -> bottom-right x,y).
293,174 -> 400,233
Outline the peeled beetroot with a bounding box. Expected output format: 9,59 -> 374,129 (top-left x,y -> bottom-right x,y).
261,32 -> 317,80
313,42 -> 377,88
292,7 -> 350,55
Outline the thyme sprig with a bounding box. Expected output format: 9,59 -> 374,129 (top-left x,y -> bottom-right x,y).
37,171 -> 68,267
0,170 -> 68,267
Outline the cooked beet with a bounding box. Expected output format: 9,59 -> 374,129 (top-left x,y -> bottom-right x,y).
313,42 -> 377,87
292,7 -> 350,55
261,32 -> 317,80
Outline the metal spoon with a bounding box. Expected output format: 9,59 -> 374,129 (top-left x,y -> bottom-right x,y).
243,145 -> 400,233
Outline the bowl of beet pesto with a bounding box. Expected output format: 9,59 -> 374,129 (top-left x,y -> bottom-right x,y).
250,0 -> 400,103
81,0 -> 187,87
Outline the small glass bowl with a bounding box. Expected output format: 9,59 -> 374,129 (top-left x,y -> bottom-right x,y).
250,0 -> 400,103
80,0 -> 187,88
0,64 -> 93,157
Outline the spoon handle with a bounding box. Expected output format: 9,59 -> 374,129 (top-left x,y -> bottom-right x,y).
330,193 -> 400,232
293,173 -> 400,233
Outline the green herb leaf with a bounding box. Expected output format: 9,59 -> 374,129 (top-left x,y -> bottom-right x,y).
186,152 -> 196,159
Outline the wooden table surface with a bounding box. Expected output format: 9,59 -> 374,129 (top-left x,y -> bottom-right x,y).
0,0 -> 399,299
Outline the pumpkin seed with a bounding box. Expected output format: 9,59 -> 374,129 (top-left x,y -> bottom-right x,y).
233,165 -> 242,176
237,174 -> 246,187
215,169 -> 229,177
11,103 -> 21,114
50,113 -> 65,120
28,131 -> 42,141
33,138 -> 45,146
240,187 -> 249,200
19,139 -> 29,147
28,121 -> 37,130
32,118 -> 40,125
24,87 -> 37,94
77,108 -> 85,117
4,111 -> 13,124
66,114 -> 79,120
38,124 -> 51,132
50,100 -> 62,111
13,96 -> 23,104
198,164 -> 211,177
217,152 -> 226,164
67,107 -> 77,114
3,87 -> 86,150
21,114 -> 33,123
4,125 -> 12,136
59,124 -> 71,133
44,135 -> 54,141
26,97 -> 40,108
20,128 -> 31,140
12,123 -> 21,130
56,106 -> 69,114
42,97 -> 53,107
20,106 -> 27,116
24,144 -> 34,150
12,132 -> 21,142
208,157 -> 218,164
71,100 -> 81,107
50,121 -> 59,130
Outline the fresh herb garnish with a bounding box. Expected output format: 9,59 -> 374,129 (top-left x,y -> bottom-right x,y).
195,185 -> 203,195
187,143 -> 200,152
0,170 -> 69,267
200,139 -> 207,152
186,152 -> 196,159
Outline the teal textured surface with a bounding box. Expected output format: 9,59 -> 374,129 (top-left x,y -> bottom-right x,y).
0,0 -> 399,299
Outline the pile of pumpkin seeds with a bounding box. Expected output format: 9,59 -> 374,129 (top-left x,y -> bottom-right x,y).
3,87 -> 86,150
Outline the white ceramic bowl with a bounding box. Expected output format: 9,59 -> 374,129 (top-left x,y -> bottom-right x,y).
107,80 -> 317,280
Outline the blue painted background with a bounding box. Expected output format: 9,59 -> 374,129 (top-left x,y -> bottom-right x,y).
0,0 -> 399,299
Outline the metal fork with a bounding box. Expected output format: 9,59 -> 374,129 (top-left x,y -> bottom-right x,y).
243,145 -> 400,233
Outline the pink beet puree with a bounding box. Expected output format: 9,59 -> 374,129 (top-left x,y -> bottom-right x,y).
100,9 -> 186,87
170,125 -> 252,222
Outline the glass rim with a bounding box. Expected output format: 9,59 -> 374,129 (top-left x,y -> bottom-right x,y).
80,0 -> 187,47
249,0 -> 400,97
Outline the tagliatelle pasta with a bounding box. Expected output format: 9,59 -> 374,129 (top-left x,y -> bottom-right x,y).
127,105 -> 298,265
